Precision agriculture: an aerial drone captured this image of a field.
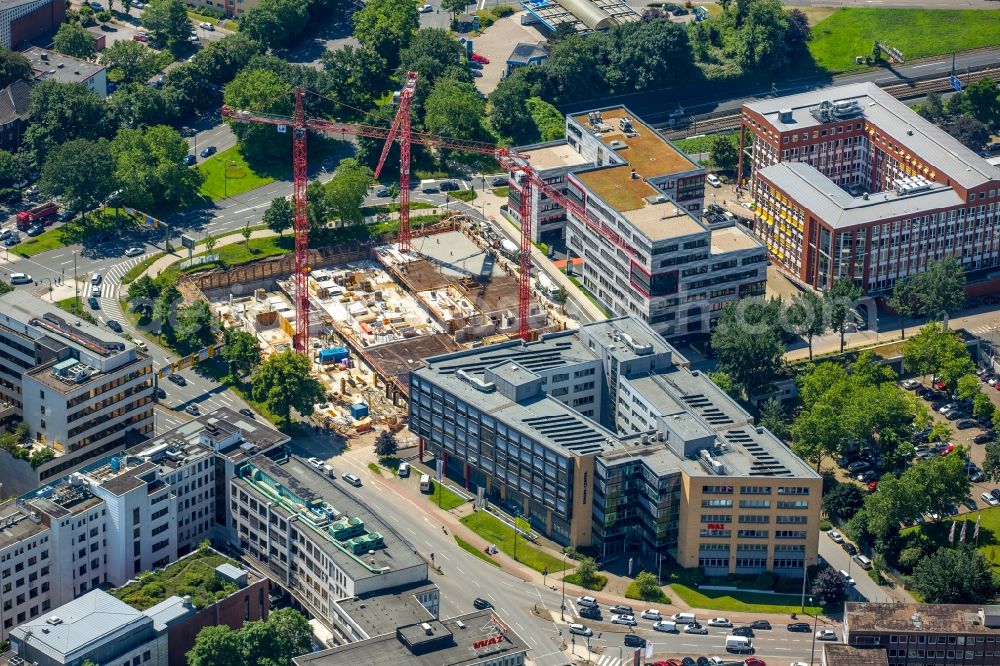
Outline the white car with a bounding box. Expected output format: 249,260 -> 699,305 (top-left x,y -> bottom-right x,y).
827,530 -> 844,543
612,615 -> 637,626
840,569 -> 856,586
124,246 -> 145,257
569,623 -> 592,637
901,379 -> 921,390
90,273 -> 102,286
307,457 -> 323,468
199,21 -> 214,29
641,609 -> 662,621
982,492 -> 999,506
816,629 -> 838,641
576,595 -> 598,608
684,623 -> 708,634
791,662 -> 810,666
706,173 -> 722,187
653,620 -> 678,633
9,273 -> 30,284
707,617 -> 732,627
418,3 -> 433,10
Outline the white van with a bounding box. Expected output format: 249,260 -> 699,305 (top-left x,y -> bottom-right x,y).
853,554 -> 873,570
725,635 -> 752,653
9,273 -> 30,285
419,474 -> 431,492
420,179 -> 439,194
398,462 -> 410,477
671,612 -> 697,624
323,465 -> 335,479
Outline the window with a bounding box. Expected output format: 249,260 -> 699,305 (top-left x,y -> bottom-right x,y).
133,507 -> 141,525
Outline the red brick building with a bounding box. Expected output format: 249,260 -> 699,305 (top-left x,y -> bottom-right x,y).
737,82 -> 1000,293
2,0 -> 65,49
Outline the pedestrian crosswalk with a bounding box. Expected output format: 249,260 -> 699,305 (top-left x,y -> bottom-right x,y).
967,324 -> 998,339
595,654 -> 620,666
99,256 -> 145,327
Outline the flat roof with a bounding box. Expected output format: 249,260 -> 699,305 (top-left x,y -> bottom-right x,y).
823,645 -> 889,666
0,290 -> 133,351
294,610 -> 529,666
711,224 -> 763,253
0,500 -> 45,547
519,142 -> 590,171
575,165 -> 659,212
621,198 -> 708,241
845,602 -> 1000,635
336,582 -> 438,638
744,82 -> 1000,190
759,161 -> 965,229
23,47 -> 105,87
572,107 -> 699,178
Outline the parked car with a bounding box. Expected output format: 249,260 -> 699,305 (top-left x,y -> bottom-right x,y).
185,404 -> 200,415
473,597 -> 492,610
902,379 -> 921,390
827,530 -> 844,543
132,33 -> 148,42
707,173 -> 722,187
732,627 -> 754,637
847,460 -> 870,473
468,60 -> 483,69
840,569 -> 856,585
125,246 -> 145,257
685,623 -> 708,634
106,320 -> 123,333
982,492 -> 999,506
975,432 -> 996,444
957,419 -> 978,430
787,623 -> 811,632
375,186 -> 390,197
26,225 -> 42,237
491,176 -> 508,187
992,488 -> 1000,502
470,52 -> 490,64
707,618 -> 732,627
857,470 -> 878,483
199,21 -> 214,29
744,659 -> 766,666
612,615 -> 637,626
641,610 -> 663,621
307,457 -> 323,468
167,373 -> 186,386
238,408 -> 255,418
200,146 -> 217,158
343,473 -> 362,486
816,630 -> 837,641
439,181 -> 459,191
418,3 -> 433,11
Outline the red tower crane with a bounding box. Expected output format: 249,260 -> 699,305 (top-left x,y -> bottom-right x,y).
221,76 -> 597,347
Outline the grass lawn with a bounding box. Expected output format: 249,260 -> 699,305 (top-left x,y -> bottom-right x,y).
367,462 -> 381,475
448,190 -> 477,202
16,226 -> 75,258
455,536 -> 502,568
459,511 -> 569,575
670,583 -> 820,615
186,9 -> 219,23
122,252 -> 166,284
562,572 -> 608,591
427,480 -> 468,511
198,146 -> 278,200
492,187 -> 509,197
155,235 -> 293,286
673,131 -> 738,156
55,296 -> 98,325
808,8 -> 1000,73
625,581 -> 670,604
903,507 -> 1000,571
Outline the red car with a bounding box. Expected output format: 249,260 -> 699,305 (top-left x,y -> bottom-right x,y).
867,481 -> 878,493
470,52 -> 490,64
745,658 -> 767,666
940,444 -> 956,456
132,33 -> 148,42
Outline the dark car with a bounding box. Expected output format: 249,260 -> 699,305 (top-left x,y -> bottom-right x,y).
57,210 -> 75,222
154,387 -> 166,399
26,225 -> 43,237
623,635 -> 646,648
857,470 -> 878,483
167,373 -> 187,386
842,542 -> 858,556
991,488 -> 1000,502
375,187 -> 390,197
697,658 -> 712,666
87,296 -> 100,310
183,154 -> 196,166
473,597 -> 492,610
787,622 -> 811,632
609,604 -> 633,615
750,620 -> 771,630
491,176 -> 508,187
579,606 -> 601,619
106,320 -> 123,333
238,408 -> 255,419
439,181 -> 459,192
682,659 -> 696,666
914,385 -> 929,397
957,419 -> 978,430
975,432 -> 996,444
733,627 -> 754,637
931,399 -> 948,410
200,146 -> 217,158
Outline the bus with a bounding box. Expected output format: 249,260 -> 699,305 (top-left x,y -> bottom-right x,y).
420,474 -> 431,493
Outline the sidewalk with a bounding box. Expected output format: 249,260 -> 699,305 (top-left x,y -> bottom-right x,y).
141,228 -> 281,281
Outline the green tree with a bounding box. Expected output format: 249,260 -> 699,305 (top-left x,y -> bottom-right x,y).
123,0 -> 133,14
0,48 -> 32,88
141,0 -> 192,55
153,283 -> 181,334
0,149 -> 30,187
223,68 -> 293,164
974,392 -> 995,421
911,548 -> 997,604
822,482 -> 865,524
127,275 -> 160,316
825,276 -> 862,353
929,421 -> 953,444
983,442 -> 1000,483
24,80 -> 109,164
78,5 -> 97,25
954,78 -> 1000,130
956,374 -> 981,402
633,570 -> 661,600
488,68 -> 538,144
711,297 -> 784,399
54,22 -> 96,59
325,158 -> 372,226
441,0 -> 468,18
221,327 -> 261,379
575,556 -> 599,589
913,256 -> 966,323
424,77 -> 486,143
321,45 -> 387,111
239,0 -> 308,49
101,40 -> 161,85
251,349 -> 325,422
352,0 -> 419,70
187,625 -> 243,666
709,134 -> 738,173
191,33 -> 264,83
604,19 -> 697,93
810,566 -> 846,607
241,222 -> 252,247
111,125 -> 203,210
264,197 -> 293,236
174,300 -> 215,350
791,400 -> 847,471
944,115 -> 990,152
107,83 -> 170,130
39,138 -> 115,214
903,321 -> 975,390
162,62 -> 215,118
786,290 -> 827,360
888,275 -> 918,340
205,234 -> 216,254
542,34 -> 609,104
757,397 -> 788,440
374,429 -> 398,457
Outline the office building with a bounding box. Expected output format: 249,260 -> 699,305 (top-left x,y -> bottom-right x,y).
230,456 -> 431,633
0,409 -> 286,638
844,602 -> 1000,666
23,47 -> 107,97
738,82 -> 1000,292
0,291 -> 153,490
509,107 -> 766,338
410,316 -> 821,575
294,610 -> 529,666
0,0 -> 65,49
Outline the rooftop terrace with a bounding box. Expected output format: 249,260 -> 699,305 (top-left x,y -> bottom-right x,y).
113,548 -> 244,610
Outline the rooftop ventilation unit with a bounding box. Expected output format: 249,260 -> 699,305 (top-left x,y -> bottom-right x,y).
457,368 -> 495,393
777,109 -> 793,123
46,616 -> 63,625
609,140 -> 627,150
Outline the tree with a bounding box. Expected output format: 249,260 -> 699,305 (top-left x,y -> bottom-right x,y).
242,608 -> 311,666
352,0 -> 419,70
786,290 -> 827,360
956,374 -> 981,402
239,0 -> 308,50
542,34 -> 609,104
603,19 -> 697,94
575,556 -> 599,589
441,0 -> 468,18
175,300 -> 215,349
825,276 -> 862,353
0,150 -> 30,187
984,443 -> 1000,483
911,547 -> 997,604
39,139 -> 115,214
810,566 -> 846,607
205,234 -> 216,254
111,125 -> 203,210
101,40 -> 161,85
325,158 -> 372,226
929,421 -> 952,444
918,92 -> 946,122
241,222 -> 252,247
791,400 -> 847,471
944,115 -> 990,151
374,430 -> 398,457
251,350 -> 325,422
162,62 -> 216,119
123,0 -> 133,14
153,283 -> 181,334
107,83 -> 170,129
711,298 -> 784,399
633,571 -> 661,600
141,0 -> 192,55
709,134 -> 739,173
191,33 -> 264,84
264,197 -> 293,236
974,392 -> 995,421
757,397 -> 788,440
53,23 -> 96,59
322,45 -> 387,111
221,327 -> 260,378
0,48 -> 32,88
127,274 -> 160,316
903,322 -> 975,389
488,68 -> 538,144
888,275 -> 918,340
424,77 -> 486,143
24,80 -> 109,164
223,68 -> 292,164
187,625 -> 245,666
822,482 -> 866,524
720,0 -> 799,73
913,257 -> 966,323
955,78 -> 1000,130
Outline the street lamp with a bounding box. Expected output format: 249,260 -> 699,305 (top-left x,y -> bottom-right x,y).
72,250 -> 79,307
809,596 -> 819,665
560,551 -> 568,620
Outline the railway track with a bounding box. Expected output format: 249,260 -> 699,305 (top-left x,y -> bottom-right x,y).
659,68 -> 1000,140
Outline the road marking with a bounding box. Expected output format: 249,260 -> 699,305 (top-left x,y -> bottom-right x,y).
456,566 -> 465,575
912,61 -> 945,69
